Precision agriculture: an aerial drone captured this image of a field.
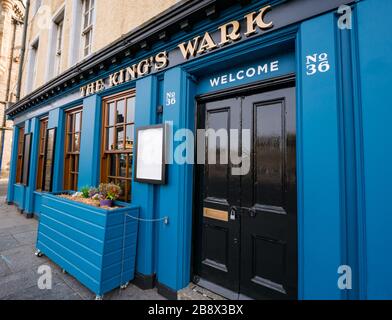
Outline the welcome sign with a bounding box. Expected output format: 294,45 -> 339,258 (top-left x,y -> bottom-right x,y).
197,51 -> 295,94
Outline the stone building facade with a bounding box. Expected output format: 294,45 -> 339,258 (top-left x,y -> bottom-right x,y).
19,0 -> 181,97
0,0 -> 24,178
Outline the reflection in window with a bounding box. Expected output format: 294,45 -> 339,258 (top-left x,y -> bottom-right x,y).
36,118 -> 48,190
64,107 -> 83,191
15,126 -> 25,183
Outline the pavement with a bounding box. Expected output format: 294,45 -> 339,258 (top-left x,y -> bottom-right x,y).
0,179 -> 165,300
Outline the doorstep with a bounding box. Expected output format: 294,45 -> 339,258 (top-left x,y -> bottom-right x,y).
178,283 -> 227,301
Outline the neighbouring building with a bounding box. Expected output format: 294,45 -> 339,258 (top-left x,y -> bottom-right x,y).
5,0 -> 392,300
0,0 -> 24,178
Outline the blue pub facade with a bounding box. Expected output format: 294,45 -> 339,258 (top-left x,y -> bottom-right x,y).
6,0 -> 392,300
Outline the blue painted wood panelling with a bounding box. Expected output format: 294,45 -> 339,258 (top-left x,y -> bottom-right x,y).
78,95 -> 102,189
298,13 -> 343,299
157,67 -> 195,291
48,108 -> 65,192
24,118 -> 40,215
33,192 -> 42,217
356,0 -> 392,300
132,76 -> 158,277
13,184 -> 25,210
36,194 -> 139,296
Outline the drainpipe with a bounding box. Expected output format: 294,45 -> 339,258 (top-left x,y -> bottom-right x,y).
15,0 -> 30,102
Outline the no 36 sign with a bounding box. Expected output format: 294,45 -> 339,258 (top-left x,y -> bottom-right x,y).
306,53 -> 331,76
166,92 -> 176,106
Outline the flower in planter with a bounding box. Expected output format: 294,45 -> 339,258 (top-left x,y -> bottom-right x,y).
92,194 -> 100,201
88,187 -> 99,198
72,192 -> 82,198
99,183 -> 122,201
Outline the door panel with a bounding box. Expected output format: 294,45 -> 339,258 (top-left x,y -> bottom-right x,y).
198,98 -> 241,293
241,88 -> 297,299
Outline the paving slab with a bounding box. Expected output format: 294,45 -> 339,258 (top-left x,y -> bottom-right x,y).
0,257 -> 11,277
0,234 -> 19,252
3,281 -> 83,300
12,230 -> 37,245
0,268 -> 38,299
0,245 -> 44,273
0,223 -> 37,237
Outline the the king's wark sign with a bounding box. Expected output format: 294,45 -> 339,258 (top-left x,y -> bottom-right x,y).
80,5 -> 274,97
79,0 -> 354,98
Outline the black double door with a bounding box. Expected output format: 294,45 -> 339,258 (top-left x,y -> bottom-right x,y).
194,84 -> 297,300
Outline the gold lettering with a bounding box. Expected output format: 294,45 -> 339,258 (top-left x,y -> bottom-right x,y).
137,59 -> 151,76
109,72 -> 119,87
118,69 -> 125,84
155,51 -> 168,71
219,20 -> 241,46
244,5 -> 273,37
126,65 -> 138,81
86,83 -> 95,96
95,79 -> 105,92
80,86 -> 87,97
197,32 -> 218,54
178,36 -> 200,59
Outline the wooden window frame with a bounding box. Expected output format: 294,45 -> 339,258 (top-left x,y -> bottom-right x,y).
21,133 -> 33,186
101,90 -> 135,202
15,126 -> 25,184
36,117 -> 48,190
64,107 -> 83,191
42,127 -> 57,192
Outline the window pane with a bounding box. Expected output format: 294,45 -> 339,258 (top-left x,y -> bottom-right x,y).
127,155 -> 133,178
118,180 -> 126,198
116,100 -> 125,124
68,115 -> 74,133
75,113 -> 81,132
119,154 -> 126,177
84,0 -> 90,12
126,97 -> 135,123
116,126 -> 124,150
69,174 -> 74,191
109,154 -> 116,177
74,155 -> 79,173
106,127 -> 114,150
125,125 -> 134,149
67,133 -> 73,152
89,9 -> 94,26
69,156 -> 74,173
107,103 -> 115,126
84,13 -> 89,29
74,133 -> 80,151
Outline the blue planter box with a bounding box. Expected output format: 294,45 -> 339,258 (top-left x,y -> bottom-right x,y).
36,193 -> 139,298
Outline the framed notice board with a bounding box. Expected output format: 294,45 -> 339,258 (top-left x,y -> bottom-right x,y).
134,124 -> 167,185
42,128 -> 56,192
21,133 -> 33,186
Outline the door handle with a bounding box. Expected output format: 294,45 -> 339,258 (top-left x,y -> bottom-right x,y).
249,208 -> 256,218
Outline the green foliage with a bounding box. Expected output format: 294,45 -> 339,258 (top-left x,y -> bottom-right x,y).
80,186 -> 90,198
